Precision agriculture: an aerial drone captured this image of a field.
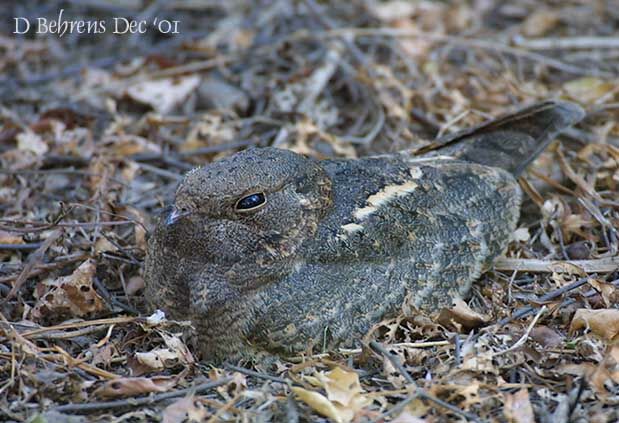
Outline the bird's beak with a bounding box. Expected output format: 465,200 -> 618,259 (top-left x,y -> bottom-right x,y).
165,207 -> 190,226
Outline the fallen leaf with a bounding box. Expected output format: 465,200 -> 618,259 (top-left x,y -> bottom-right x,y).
563,77 -> 614,103
135,348 -> 180,371
512,227 -> 530,243
146,310 -> 167,326
503,388 -> 535,423
587,279 -> 618,308
16,131 -> 48,155
391,409 -> 429,423
162,395 -> 207,423
0,230 -> 24,244
161,332 -> 195,366
293,387 -> 349,423
32,260 -> 108,323
369,0 -> 417,21
319,367 -> 362,407
126,76 -> 201,114
588,345 -> 619,397
94,237 -> 117,254
569,309 -> 619,341
94,374 -> 180,399
106,135 -> 162,157
561,345 -> 619,397
436,298 -> 489,332
521,9 -> 559,37
90,343 -> 116,368
458,380 -> 482,408
530,326 -> 564,348
294,367 -> 371,423
126,276 -> 145,295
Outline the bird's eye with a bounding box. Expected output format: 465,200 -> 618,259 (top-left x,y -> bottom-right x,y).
235,192 -> 267,212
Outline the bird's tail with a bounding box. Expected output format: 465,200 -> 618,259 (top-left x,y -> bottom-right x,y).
419,100 -> 585,176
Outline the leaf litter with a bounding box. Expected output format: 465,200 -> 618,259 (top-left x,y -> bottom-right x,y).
0,0 -> 618,421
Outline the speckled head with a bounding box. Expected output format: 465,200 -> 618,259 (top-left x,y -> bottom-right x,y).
157,147 -> 333,290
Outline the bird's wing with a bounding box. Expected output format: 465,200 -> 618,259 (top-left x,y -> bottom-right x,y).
417,100 -> 585,176
305,156 -> 520,292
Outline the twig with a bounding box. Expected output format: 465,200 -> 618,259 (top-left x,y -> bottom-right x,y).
16,316 -> 141,338
73,57 -> 234,100
52,377 -> 233,414
493,257 -> 619,273
497,277 -> 589,326
493,306 -> 547,357
0,253 -> 89,284
512,35 -> 619,50
1,229 -> 62,303
136,162 -> 183,181
206,392 -> 241,423
0,243 -> 43,251
24,325 -> 109,340
319,28 -> 614,78
369,341 -> 481,422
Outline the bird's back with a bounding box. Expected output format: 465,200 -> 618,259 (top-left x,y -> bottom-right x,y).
252,155 -> 520,353
250,100 -> 585,354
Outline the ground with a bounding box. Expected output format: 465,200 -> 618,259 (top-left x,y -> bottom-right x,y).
0,1 -> 618,422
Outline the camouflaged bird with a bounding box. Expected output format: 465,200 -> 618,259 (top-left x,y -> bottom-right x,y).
144,101 -> 584,362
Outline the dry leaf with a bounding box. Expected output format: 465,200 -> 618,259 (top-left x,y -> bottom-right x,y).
161,332 -> 195,366
569,309 -> 619,340
521,9 -> 559,37
391,412 -> 428,423
530,326 -> 564,348
91,343 -> 116,368
162,395 -> 208,423
587,279 -> 618,308
503,388 -> 535,423
589,345 -> 619,396
0,230 -> 24,244
135,348 -> 180,371
293,387 -> 349,423
16,131 -> 48,155
103,135 -> 162,157
146,310 -> 167,326
370,1 -> 417,21
32,260 -> 107,322
512,227 -> 530,243
126,276 -> 145,295
458,380 -> 482,408
563,77 -> 614,103
94,375 -> 179,399
460,336 -> 498,374
94,237 -> 117,254
126,76 -> 201,114
294,367 -> 370,423
561,345 -> 619,397
319,367 -> 362,407
436,298 -> 489,332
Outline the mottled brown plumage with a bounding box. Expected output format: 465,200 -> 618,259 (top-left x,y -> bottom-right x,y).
144,101 -> 584,362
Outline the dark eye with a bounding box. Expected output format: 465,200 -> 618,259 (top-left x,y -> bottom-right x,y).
235,192 -> 266,212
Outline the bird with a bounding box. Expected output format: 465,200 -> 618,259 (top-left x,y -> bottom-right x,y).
144,100 -> 584,363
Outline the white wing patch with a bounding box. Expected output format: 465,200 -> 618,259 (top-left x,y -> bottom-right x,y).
353,179 -> 420,221
342,223 -> 364,233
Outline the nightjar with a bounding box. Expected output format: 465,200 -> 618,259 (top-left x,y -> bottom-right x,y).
144,101 -> 584,362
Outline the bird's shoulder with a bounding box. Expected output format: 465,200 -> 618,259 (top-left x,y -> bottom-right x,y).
300,153 -> 520,263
